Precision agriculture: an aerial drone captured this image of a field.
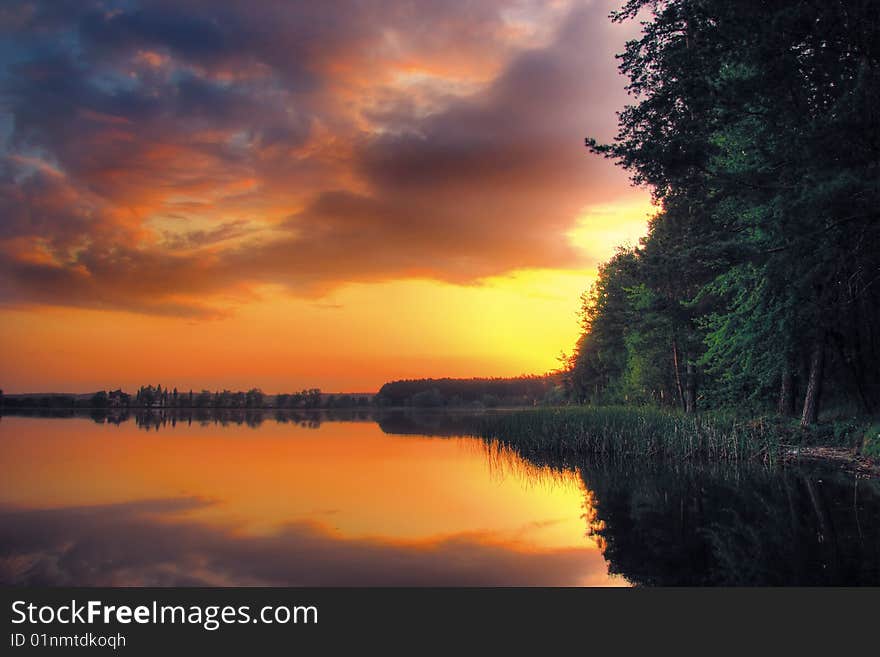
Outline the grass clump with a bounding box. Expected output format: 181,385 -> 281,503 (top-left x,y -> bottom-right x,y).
480,406 -> 781,464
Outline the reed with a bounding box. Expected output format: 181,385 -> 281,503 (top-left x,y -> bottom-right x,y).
479,406 -> 781,464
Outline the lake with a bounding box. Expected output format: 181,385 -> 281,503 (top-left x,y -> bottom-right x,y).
1,410 -> 878,586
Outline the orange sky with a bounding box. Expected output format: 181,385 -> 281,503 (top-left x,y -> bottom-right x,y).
0,1 -> 652,393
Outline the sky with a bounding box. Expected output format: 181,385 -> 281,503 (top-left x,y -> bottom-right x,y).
0,0 -> 652,393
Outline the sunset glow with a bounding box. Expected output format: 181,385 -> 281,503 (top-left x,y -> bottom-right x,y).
0,1 -> 651,392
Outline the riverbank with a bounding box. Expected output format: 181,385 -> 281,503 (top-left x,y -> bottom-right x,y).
479,406 -> 880,475
782,446 -> 880,478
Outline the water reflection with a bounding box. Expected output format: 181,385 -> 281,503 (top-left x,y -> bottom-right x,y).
576,461 -> 880,586
0,414 -> 617,586
0,408 -> 488,433
0,499 -> 613,586
497,448 -> 880,586
2,412 -> 878,586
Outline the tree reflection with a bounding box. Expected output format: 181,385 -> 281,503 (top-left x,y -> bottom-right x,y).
0,408 -> 377,430
570,460 -> 880,585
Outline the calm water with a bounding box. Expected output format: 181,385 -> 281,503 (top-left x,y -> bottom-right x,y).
1,410 -> 878,586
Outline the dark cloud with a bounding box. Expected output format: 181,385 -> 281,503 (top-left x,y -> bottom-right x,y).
79,6 -> 230,59
0,0 -> 637,316
0,498 -> 611,586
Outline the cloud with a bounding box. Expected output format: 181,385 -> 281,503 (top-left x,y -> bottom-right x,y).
0,1 -> 637,317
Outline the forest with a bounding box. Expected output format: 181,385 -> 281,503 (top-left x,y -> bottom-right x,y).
376,376 -> 560,408
565,0 -> 880,427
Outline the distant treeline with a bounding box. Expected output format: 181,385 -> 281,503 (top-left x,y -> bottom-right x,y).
0,386 -> 372,410
568,0 -> 880,426
0,392 -> 92,410
0,378 -> 567,411
375,375 -> 561,408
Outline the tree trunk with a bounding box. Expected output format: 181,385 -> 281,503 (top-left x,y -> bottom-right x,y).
777,364 -> 795,416
672,338 -> 686,411
685,361 -> 696,414
800,334 -> 825,427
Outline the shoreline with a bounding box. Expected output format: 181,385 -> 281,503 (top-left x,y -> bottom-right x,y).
479,406 -> 880,477
781,446 -> 880,479
4,404 -> 877,477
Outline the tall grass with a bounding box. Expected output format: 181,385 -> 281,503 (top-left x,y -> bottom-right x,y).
479,406 -> 782,464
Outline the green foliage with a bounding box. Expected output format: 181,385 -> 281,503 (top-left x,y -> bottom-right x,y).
862,424 -> 880,459
573,0 -> 880,420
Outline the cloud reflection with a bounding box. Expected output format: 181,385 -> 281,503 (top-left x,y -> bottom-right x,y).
0,498 -> 618,586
